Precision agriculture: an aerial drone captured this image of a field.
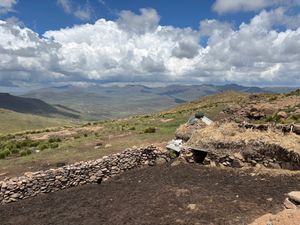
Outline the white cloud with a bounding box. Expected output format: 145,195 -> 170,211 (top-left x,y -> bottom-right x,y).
0,0 -> 17,15
57,0 -> 92,21
213,0 -> 300,14
117,8 -> 160,34
0,8 -> 300,86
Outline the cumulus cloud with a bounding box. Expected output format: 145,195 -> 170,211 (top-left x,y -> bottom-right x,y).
57,0 -> 93,21
0,0 -> 17,15
213,0 -> 300,14
117,8 -> 160,34
0,8 -> 300,86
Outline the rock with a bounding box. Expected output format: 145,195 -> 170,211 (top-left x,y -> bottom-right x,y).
284,198 -> 298,209
10,193 -> 20,199
155,157 -> 166,165
105,144 -> 112,148
277,111 -> 288,119
231,159 -> 244,168
210,161 -> 217,167
233,152 -> 244,161
287,191 -> 300,203
187,204 -> 197,210
267,162 -> 281,169
171,160 -> 181,167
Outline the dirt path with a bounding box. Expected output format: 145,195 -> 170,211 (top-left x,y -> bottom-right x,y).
1,164 -> 300,225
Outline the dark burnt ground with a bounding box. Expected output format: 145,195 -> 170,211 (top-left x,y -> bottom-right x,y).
1,164 -> 300,225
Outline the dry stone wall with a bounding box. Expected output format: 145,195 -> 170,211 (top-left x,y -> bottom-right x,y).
0,146 -> 171,205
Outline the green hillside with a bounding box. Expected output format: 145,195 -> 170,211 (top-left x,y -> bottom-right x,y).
0,109 -> 70,135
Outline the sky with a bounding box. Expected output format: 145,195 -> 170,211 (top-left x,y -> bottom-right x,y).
0,0 -> 300,89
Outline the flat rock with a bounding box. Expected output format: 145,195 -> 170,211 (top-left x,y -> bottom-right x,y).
288,191 -> 300,203
284,198 -> 298,209
171,160 -> 181,167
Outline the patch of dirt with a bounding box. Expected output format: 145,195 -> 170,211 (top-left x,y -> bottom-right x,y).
250,209 -> 300,225
160,118 -> 174,123
28,126 -> 103,141
1,164 -> 300,225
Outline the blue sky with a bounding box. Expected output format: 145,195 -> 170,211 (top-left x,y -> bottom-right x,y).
0,0 -> 300,88
3,0 -> 256,34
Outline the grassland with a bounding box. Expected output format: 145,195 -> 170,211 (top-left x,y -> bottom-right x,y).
0,90 -> 299,178
0,109 -> 71,135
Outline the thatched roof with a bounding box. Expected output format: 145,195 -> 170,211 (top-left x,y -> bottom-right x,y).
185,122 -> 300,154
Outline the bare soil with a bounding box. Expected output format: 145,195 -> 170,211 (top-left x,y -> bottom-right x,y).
1,164 -> 300,225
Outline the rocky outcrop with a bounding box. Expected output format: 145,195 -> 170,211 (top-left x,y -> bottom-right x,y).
0,146 -> 170,205
240,122 -> 300,135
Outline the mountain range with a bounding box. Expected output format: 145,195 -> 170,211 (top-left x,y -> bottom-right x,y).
0,83 -> 298,121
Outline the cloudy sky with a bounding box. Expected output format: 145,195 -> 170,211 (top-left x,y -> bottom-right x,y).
0,0 -> 300,88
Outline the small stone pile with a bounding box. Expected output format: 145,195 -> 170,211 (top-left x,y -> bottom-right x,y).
0,146 -> 170,205
284,191 -> 300,209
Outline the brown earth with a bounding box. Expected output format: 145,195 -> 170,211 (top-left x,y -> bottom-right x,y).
1,164 -> 300,225
249,209 -> 300,225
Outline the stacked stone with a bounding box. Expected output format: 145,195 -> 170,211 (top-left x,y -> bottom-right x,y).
0,145 -> 170,205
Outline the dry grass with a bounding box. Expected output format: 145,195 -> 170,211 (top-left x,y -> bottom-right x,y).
186,122 -> 300,153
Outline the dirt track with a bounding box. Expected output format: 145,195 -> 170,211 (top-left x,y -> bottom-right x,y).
1,164 -> 300,225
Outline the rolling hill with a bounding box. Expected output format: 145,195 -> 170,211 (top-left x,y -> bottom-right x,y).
22,83 -> 293,120
0,108 -> 70,135
0,93 -> 80,119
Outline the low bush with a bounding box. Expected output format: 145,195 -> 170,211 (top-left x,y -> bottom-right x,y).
144,127 -> 156,133
39,143 -> 49,150
129,127 -> 136,131
48,137 -> 62,143
50,143 -> 59,149
0,152 -> 6,159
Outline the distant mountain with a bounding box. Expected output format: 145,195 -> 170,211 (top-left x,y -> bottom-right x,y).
0,93 -> 79,119
22,83 -> 298,121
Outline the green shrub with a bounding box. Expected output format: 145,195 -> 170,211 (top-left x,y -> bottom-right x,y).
3,149 -> 11,157
290,114 -> 300,121
20,150 -> 27,157
50,143 -> 59,149
129,127 -> 136,131
169,150 -> 178,159
84,133 -> 88,137
39,143 -> 49,150
265,114 -> 281,123
26,149 -> 32,155
11,149 -> 19,154
144,127 -> 156,133
268,96 -> 278,101
0,152 -> 6,159
20,149 -> 32,157
48,137 -> 62,143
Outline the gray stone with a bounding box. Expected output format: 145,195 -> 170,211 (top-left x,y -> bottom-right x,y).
231,159 -> 244,168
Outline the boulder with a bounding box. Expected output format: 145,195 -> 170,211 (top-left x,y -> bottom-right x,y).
284,198 -> 298,209
155,157 -> 166,165
288,191 -> 300,203
277,111 -> 288,119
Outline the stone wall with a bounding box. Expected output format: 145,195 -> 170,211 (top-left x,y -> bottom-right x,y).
0,146 -> 171,205
182,141 -> 300,170
2,142 -> 300,205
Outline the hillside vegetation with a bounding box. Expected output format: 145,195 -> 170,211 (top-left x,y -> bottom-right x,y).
0,109 -> 70,135
0,90 -> 299,178
23,83 -> 296,120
